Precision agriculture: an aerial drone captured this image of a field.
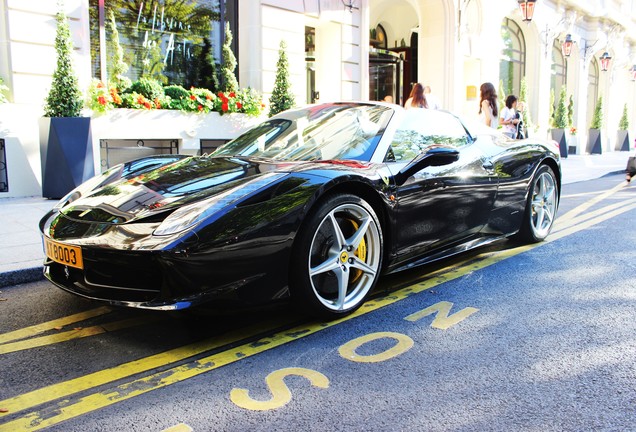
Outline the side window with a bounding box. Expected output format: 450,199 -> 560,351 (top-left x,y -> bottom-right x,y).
386,110 -> 470,162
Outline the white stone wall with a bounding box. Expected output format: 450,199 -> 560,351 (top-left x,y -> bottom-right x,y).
240,0 -> 365,106
0,0 -> 92,198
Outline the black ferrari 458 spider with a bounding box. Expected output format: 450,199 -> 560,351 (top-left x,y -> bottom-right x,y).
40,102 -> 560,318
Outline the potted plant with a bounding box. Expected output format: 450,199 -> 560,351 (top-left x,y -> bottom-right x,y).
518,77 -> 531,138
615,103 -> 630,151
268,40 -> 295,117
39,4 -> 94,199
566,95 -> 578,154
551,86 -> 568,158
221,22 -> 239,93
586,96 -> 603,154
0,77 -> 9,104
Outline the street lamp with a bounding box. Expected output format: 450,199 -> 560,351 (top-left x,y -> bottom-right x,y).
561,34 -> 574,57
517,0 -> 536,22
599,52 -> 612,71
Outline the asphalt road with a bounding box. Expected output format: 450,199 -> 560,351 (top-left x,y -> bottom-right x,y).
1,172 -> 635,432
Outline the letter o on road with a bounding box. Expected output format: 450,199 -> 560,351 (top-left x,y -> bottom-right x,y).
338,331 -> 414,363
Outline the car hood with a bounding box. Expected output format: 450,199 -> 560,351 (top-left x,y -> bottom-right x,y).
56,156 -> 295,224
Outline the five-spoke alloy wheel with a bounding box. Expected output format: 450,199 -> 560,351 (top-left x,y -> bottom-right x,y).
291,194 -> 383,318
517,164 -> 559,243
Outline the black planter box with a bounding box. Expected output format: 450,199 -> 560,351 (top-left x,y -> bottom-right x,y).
39,117 -> 95,199
615,130 -> 631,151
550,128 -> 568,158
586,129 -> 602,154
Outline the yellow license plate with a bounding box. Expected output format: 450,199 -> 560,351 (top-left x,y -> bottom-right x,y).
43,237 -> 84,269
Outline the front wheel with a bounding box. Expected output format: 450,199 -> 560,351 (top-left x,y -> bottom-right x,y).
290,194 -> 383,318
516,165 -> 559,243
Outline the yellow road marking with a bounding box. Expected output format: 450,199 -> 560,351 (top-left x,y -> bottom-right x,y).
162,424 -> 193,432
338,332 -> 414,363
0,317 -> 293,422
0,241 -> 547,431
230,368 -> 329,411
557,181 -> 626,224
1,183 -> 634,430
0,316 -> 160,355
554,196 -> 636,232
404,301 -> 479,330
0,307 -> 111,345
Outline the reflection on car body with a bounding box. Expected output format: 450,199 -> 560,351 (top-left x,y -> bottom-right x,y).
40,102 -> 560,318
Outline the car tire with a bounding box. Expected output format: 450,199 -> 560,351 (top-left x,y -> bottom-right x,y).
515,164 -> 559,243
290,193 -> 383,319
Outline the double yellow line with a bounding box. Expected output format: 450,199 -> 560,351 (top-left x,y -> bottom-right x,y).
0,181 -> 633,431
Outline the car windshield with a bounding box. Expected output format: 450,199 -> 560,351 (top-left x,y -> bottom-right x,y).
212,103 -> 394,162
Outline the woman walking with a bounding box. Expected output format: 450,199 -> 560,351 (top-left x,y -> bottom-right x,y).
478,82 -> 498,129
404,83 -> 428,109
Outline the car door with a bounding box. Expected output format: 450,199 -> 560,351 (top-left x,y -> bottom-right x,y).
385,109 -> 498,263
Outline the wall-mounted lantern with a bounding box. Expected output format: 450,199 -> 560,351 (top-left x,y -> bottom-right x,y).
599,52 -> 612,71
517,0 -> 536,22
561,34 -> 574,57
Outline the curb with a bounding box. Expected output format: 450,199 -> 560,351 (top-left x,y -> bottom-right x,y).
0,267 -> 44,288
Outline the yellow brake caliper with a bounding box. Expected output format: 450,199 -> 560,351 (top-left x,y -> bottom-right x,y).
349,220 -> 367,283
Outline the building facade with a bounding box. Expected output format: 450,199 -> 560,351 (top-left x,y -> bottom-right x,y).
0,0 -> 635,198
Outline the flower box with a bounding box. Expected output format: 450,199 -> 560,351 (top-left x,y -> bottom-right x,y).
90,108 -> 263,170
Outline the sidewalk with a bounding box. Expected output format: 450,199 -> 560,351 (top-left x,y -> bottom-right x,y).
0,151 -> 630,288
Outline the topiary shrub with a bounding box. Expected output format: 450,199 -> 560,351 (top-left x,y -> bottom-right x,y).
590,96 -> 603,129
108,11 -> 131,92
44,7 -> 83,117
221,22 -> 239,93
619,103 -> 629,130
0,77 -> 8,104
519,77 -> 532,134
164,85 -> 190,109
268,40 -> 295,117
127,78 -> 164,101
553,86 -> 568,129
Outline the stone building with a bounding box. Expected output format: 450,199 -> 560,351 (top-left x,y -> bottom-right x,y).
0,0 -> 635,197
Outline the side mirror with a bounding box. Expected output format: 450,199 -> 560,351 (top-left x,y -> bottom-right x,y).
394,146 -> 459,186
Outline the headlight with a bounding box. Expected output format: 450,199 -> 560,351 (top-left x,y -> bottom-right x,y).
153,172 -> 287,236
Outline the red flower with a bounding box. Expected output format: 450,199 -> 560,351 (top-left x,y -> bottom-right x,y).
222,101 -> 229,112
217,92 -> 224,98
137,95 -> 145,105
96,81 -> 105,89
236,101 -> 242,109
197,104 -> 203,111
205,94 -> 212,100
154,98 -> 161,109
97,96 -> 107,106
143,101 -> 152,109
190,94 -> 197,100
229,92 -> 236,98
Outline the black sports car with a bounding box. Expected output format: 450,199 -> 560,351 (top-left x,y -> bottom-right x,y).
40,102 -> 560,318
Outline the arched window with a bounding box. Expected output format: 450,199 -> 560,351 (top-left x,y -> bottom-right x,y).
551,40 -> 566,99
500,18 -> 526,97
587,58 -> 599,128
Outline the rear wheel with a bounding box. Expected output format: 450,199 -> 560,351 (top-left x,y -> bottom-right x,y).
516,165 -> 558,243
291,194 -> 383,318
